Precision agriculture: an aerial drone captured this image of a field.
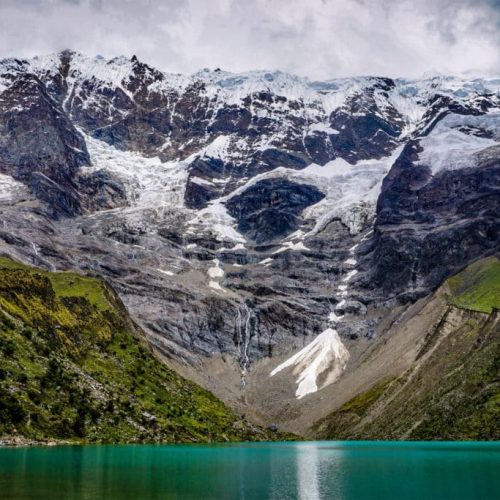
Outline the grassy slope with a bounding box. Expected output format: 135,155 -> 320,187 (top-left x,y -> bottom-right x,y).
448,256 -> 500,313
0,257 -> 282,444
315,256 -> 500,441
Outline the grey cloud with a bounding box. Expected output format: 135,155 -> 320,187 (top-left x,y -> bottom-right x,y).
0,0 -> 498,78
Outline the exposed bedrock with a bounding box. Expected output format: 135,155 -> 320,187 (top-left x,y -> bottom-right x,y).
366,141 -> 500,300
225,178 -> 325,243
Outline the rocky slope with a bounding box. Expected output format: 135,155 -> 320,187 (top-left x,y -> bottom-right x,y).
0,256 -> 280,444
0,50 -> 498,436
313,257 -> 500,440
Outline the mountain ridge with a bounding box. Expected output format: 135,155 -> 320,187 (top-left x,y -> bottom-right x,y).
0,50 -> 498,437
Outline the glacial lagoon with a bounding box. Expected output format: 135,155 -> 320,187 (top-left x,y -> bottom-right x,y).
1,441 -> 499,499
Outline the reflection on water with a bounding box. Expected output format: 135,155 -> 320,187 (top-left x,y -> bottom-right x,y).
297,443 -> 320,500
0,441 -> 499,499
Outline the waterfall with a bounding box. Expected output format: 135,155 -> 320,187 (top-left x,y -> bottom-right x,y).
235,302 -> 255,388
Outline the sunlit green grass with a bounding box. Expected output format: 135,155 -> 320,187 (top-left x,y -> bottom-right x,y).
0,255 -> 111,311
447,256 -> 500,313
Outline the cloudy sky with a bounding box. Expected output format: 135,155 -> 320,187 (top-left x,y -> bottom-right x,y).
0,0 -> 498,79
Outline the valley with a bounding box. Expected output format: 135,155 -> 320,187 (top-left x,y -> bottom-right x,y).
0,51 -> 498,440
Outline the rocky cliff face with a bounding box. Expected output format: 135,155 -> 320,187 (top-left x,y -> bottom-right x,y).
0,51 -> 498,433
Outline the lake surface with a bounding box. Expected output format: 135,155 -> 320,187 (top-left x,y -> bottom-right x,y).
0,441 -> 499,499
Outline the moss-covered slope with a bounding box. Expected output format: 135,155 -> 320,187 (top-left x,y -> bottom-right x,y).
315,256 -> 500,441
0,257 -> 280,444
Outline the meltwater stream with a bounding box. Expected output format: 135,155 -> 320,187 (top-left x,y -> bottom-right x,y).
0,441 -> 499,499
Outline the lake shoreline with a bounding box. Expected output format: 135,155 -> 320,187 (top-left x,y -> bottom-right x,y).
0,435 -> 75,447
2,435 -> 498,448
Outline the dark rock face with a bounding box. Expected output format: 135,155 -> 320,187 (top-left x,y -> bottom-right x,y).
76,170 -> 127,212
369,142 -> 500,297
0,74 -> 90,175
0,74 -> 90,179
226,179 -> 325,243
328,80 -> 404,163
29,173 -> 81,218
185,157 -> 236,209
0,73 -> 92,216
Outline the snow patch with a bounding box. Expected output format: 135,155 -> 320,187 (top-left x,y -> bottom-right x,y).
202,135 -> 231,160
83,133 -> 189,210
417,113 -> 499,174
190,176 -> 214,186
187,200 -> 246,243
208,259 -> 224,278
218,145 -> 404,238
259,257 -> 273,265
270,328 -> 349,399
328,311 -> 343,323
0,173 -> 32,203
209,280 -> 225,291
342,270 -> 358,282
273,241 -> 310,254
308,122 -> 340,135
301,145 -> 405,235
157,269 -> 174,276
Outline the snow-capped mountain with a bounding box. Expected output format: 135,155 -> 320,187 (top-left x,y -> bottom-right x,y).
0,51 -> 498,430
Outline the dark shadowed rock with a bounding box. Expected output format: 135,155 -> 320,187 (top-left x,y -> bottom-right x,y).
226,178 -> 325,243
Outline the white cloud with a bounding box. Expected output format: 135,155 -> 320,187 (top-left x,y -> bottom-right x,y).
0,0 -> 498,79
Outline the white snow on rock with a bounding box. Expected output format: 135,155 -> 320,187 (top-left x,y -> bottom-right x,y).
284,229 -> 305,241
273,241 -> 310,254
217,145 -> 404,239
207,259 -> 227,292
0,173 -> 32,203
157,269 -> 174,276
208,259 -> 224,278
83,133 -> 249,245
328,311 -> 343,323
187,200 -> 246,244
209,280 -> 225,291
201,135 -> 232,160
307,122 -> 340,135
190,176 -> 214,186
417,113 -> 500,174
342,269 -> 358,282
83,133 -> 189,210
259,257 -> 273,265
3,52 -> 499,126
300,145 -> 405,236
270,328 -> 349,399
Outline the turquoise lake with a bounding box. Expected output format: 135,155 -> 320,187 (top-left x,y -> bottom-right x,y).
0,441 -> 499,499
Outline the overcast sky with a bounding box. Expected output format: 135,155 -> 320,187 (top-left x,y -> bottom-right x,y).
0,0 -> 498,79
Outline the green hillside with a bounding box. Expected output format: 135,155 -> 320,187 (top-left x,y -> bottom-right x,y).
0,256 -> 280,444
448,256 -> 500,313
